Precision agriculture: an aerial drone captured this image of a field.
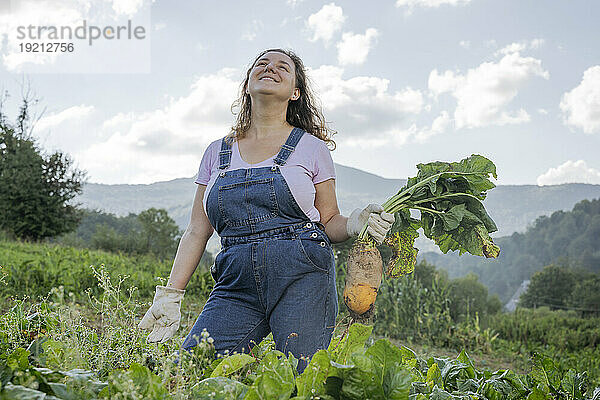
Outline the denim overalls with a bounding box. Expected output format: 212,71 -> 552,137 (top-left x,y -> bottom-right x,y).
182,127 -> 339,373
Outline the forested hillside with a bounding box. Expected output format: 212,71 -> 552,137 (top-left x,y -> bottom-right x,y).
418,198 -> 600,302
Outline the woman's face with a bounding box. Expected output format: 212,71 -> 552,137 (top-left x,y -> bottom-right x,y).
247,51 -> 299,102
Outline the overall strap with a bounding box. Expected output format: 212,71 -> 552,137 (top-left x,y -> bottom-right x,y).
273,127 -> 305,166
218,136 -> 233,170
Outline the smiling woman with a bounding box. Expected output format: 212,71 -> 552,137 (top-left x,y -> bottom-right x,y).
138,48 -> 396,374
229,48 -> 337,150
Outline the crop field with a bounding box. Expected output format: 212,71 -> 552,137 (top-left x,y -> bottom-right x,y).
1,239 -> 598,399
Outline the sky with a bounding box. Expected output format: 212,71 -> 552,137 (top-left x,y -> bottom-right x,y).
0,0 -> 599,186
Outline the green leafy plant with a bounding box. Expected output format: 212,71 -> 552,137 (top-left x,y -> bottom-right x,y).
2,323 -> 599,399
375,154 -> 501,278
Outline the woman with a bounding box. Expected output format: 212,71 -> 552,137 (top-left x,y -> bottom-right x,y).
139,48 -> 395,373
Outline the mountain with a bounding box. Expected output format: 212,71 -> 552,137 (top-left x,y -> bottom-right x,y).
76,163 -> 600,255
79,163 -> 403,219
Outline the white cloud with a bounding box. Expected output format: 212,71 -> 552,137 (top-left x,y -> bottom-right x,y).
530,38 -> 545,49
428,48 -> 549,129
306,3 -> 346,45
459,40 -> 470,49
396,0 -> 471,5
428,70 -> 462,99
396,0 -> 471,6
537,160 -> 600,185
40,63 -> 427,183
195,42 -> 208,53
559,65 -> 600,134
396,0 -> 471,14
31,104 -> 99,156
308,65 -> 423,146
538,108 -> 548,115
345,110 -> 451,147
413,111 -> 452,143
111,0 -> 145,16
77,68 -> 242,184
484,39 -> 497,48
154,21 -> 166,31
35,105 -> 95,132
336,28 -> 379,66
101,111 -> 135,131
342,135 -> 403,149
494,38 -> 545,57
241,19 -> 264,41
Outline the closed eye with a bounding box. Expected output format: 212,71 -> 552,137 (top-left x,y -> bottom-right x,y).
256,60 -> 289,71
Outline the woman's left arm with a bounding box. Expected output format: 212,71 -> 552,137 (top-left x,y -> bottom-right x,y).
314,178 -> 351,243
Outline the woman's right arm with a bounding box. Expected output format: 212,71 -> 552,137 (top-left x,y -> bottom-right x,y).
166,184 -> 214,290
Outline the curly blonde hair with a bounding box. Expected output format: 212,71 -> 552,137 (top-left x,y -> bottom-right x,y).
227,48 -> 337,150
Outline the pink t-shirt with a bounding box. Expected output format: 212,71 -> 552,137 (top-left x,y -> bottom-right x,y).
194,133 -> 336,222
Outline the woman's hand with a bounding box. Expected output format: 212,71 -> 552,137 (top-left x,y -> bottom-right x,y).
346,203 -> 395,244
314,179 -> 395,244
138,285 -> 185,343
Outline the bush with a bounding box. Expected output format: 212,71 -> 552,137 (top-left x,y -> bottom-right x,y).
491,307 -> 600,350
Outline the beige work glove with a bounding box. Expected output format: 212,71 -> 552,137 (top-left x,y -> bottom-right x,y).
138,285 -> 185,343
347,203 -> 395,245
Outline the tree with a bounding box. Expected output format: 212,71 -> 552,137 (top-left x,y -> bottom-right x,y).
447,273 -> 490,321
569,275 -> 600,317
519,264 -> 575,310
413,259 -> 449,290
137,208 -> 182,260
0,89 -> 87,241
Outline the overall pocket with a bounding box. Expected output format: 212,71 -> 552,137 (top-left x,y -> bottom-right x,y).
210,248 -> 226,282
217,178 -> 278,227
296,228 -> 333,273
